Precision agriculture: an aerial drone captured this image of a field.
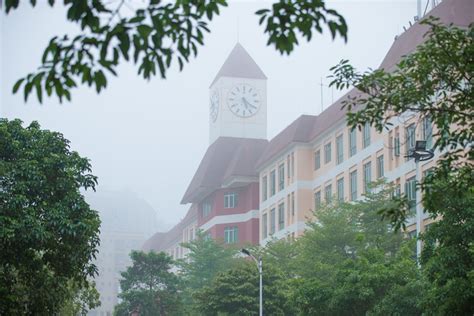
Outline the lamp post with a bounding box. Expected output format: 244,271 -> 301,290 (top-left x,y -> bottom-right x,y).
406,140 -> 434,263
241,248 -> 262,316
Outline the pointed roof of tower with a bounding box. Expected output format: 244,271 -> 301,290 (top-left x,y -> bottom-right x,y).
210,43 -> 267,86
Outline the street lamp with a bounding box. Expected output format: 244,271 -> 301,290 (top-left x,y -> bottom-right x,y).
241,248 -> 263,316
406,140 -> 434,263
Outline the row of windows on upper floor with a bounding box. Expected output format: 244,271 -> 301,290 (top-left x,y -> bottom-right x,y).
314,117 -> 433,171
314,157 -> 385,208
201,192 -> 239,218
199,227 -> 239,244
261,153 -> 295,202
313,166 -> 432,215
261,192 -> 295,239
260,117 -> 433,204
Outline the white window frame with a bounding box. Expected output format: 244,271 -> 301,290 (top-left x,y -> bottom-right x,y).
224,192 -> 238,209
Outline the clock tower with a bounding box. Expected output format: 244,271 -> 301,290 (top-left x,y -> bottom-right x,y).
209,43 -> 267,144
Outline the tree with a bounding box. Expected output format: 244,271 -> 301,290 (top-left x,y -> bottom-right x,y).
59,280 -> 101,316
193,261 -> 294,316
4,0 -> 347,103
0,119 -> 101,315
420,166 -> 474,315
114,251 -> 181,316
329,17 -> 474,313
260,237 -> 298,278
177,230 -> 238,313
290,183 -> 423,315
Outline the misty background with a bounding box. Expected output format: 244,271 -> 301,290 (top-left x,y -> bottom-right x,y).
1,0 -> 416,231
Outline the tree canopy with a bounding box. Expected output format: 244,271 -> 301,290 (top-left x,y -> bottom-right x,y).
0,118 -> 100,314
330,17 -> 474,314
193,261 -> 294,316
114,251 -> 181,316
420,166 -> 474,315
291,183 -> 423,315
4,0 -> 347,104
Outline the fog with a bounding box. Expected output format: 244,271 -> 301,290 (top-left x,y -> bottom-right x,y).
1,0 -> 416,230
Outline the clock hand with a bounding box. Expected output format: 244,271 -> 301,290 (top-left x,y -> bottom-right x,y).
243,98 -> 256,110
241,98 -> 249,109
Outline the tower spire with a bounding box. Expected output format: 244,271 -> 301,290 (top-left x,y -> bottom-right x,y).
210,43 -> 267,87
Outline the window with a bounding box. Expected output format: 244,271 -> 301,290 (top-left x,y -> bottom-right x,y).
278,163 -> 285,191
278,203 -> 285,230
262,213 -> 268,238
394,136 -> 401,157
363,122 -> 371,148
314,150 -> 321,170
324,142 -> 332,163
287,194 -> 291,219
270,208 -> 276,234
324,184 -> 332,203
376,155 -> 384,178
262,176 -> 268,201
270,170 -> 276,196
287,155 -> 291,179
291,192 -> 295,216
224,192 -> 238,208
337,178 -> 344,201
363,162 -> 372,194
336,134 -> 344,164
405,176 -> 416,215
422,116 -> 433,149
349,128 -> 357,157
202,201 -> 212,217
406,124 -> 416,157
314,190 -> 321,210
224,226 -> 238,244
291,153 -> 295,180
350,170 -> 357,201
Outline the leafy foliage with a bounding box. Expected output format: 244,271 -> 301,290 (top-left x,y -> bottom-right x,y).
256,0 -> 347,54
4,0 -> 347,103
177,230 -> 238,313
193,261 -> 294,316
260,237 -> 298,278
178,230 -> 237,289
0,119 -> 100,314
329,17 -> 474,314
114,251 -> 181,316
59,280 -> 101,316
420,166 -> 474,315
290,184 -> 423,315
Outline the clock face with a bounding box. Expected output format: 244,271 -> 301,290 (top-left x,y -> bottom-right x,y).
227,84 -> 260,118
210,90 -> 219,122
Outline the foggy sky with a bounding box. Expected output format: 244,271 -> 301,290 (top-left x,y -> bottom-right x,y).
1,1 -> 416,229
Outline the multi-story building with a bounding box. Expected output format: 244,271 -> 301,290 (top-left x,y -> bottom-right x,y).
144,43 -> 268,257
143,205 -> 198,259
86,190 -> 158,316
257,0 -> 470,244
144,0 -> 471,254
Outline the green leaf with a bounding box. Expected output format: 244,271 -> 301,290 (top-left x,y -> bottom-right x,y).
137,24 -> 153,38
12,78 -> 25,94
